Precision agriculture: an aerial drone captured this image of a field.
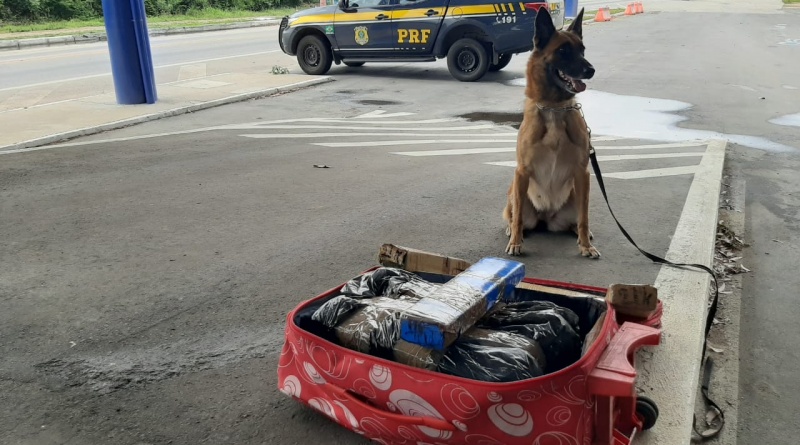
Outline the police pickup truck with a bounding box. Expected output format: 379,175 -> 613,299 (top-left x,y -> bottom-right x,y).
278,0 -> 564,81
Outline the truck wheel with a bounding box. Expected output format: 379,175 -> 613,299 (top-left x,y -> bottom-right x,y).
447,38 -> 490,82
488,53 -> 512,72
296,35 -> 332,75
343,61 -> 365,67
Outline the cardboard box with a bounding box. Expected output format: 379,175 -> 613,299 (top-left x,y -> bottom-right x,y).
379,244 -> 472,276
605,284 -> 658,318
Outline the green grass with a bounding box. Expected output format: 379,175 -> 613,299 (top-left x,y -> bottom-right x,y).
784,0 -> 800,4
0,6 -> 313,36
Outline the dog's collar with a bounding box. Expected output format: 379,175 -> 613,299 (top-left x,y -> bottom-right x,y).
536,102 -> 582,113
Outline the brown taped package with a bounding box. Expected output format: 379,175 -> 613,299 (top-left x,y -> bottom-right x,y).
392,327 -> 547,372
334,297 -> 418,354
393,340 -> 444,370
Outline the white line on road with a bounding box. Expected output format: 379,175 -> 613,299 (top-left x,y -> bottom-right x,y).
248,124 -> 497,131
600,165 -> 699,179
391,143 -> 709,157
393,147 -> 515,156
240,133 -> 517,139
0,50 -> 281,93
484,162 -> 699,179
592,142 -> 710,150
353,110 -> 415,118
316,139 -> 515,147
591,152 -> 705,162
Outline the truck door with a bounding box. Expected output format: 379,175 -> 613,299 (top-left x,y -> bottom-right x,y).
392,0 -> 446,54
334,0 -> 396,55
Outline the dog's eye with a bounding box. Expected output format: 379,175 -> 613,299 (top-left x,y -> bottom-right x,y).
559,46 -> 569,56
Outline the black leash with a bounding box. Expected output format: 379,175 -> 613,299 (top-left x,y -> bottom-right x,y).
560,102 -> 725,438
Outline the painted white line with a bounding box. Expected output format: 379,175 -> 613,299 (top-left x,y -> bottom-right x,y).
593,152 -> 705,162
0,50 -> 281,93
393,147 -> 515,156
635,140 -> 726,444
241,132 -> 514,139
592,142 -> 710,150
249,124 -> 497,131
0,77 -> 333,154
601,165 -> 699,179
316,139 -> 515,147
484,161 -> 518,167
311,118 -> 459,125
354,110 -> 415,118
483,163 -> 699,179
589,136 -> 623,142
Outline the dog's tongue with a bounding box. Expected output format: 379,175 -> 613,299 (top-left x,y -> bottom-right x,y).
572,78 -> 587,93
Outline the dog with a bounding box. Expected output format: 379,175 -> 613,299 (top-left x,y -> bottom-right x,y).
502,7 -> 600,259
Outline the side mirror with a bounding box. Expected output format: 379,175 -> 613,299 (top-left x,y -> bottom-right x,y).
338,0 -> 349,9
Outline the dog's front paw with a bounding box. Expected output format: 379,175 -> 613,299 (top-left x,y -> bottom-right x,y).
506,240 -> 523,256
579,243 -> 601,259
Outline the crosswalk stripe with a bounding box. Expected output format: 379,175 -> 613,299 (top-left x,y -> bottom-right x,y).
393,147 -> 515,156
240,133 -> 516,139
316,139 -> 515,147
392,148 -> 708,158
249,124 -> 497,131
484,161 -> 699,179
601,165 -> 699,179
591,142 -> 709,150
593,152 -> 705,161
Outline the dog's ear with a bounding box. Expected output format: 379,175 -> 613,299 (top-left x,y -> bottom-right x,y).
567,7 -> 584,39
534,7 -> 556,50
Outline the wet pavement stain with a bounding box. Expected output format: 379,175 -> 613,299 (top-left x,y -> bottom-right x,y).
458,111 -> 523,129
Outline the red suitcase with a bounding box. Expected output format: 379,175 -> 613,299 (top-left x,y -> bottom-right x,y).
278,269 -> 661,445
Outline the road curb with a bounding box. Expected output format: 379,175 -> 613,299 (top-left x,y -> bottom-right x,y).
0,76 -> 333,155
0,18 -> 280,52
634,139 -> 728,445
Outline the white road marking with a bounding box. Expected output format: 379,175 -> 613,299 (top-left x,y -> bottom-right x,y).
484,163 -> 699,179
316,139 -> 515,147
354,110 -> 415,118
600,166 -> 699,179
592,142 -> 710,150
0,50 -> 281,93
240,133 -> 515,139
249,124 -> 497,131
592,152 -> 705,162
393,147 -> 515,156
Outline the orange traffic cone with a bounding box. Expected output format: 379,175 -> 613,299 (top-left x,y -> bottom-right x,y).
594,6 -> 612,22
636,1 -> 644,13
625,2 -> 635,15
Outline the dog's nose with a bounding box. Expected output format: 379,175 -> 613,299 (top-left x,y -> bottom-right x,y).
584,66 -> 595,79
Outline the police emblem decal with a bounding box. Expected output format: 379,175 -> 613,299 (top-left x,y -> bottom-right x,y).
354,26 -> 369,45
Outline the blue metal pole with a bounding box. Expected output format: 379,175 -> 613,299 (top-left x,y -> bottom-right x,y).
131,0 -> 158,104
102,0 -> 157,104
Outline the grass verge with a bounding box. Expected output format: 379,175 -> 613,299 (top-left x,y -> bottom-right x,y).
0,6 -> 313,37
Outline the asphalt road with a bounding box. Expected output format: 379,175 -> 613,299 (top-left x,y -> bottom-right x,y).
1,6 -> 799,445
0,27 -> 280,90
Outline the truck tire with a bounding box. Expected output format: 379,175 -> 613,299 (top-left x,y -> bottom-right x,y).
488,53 -> 512,72
446,38 -> 490,82
296,35 -> 332,75
343,61 -> 365,67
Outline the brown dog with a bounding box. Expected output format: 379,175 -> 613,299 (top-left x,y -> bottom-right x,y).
503,7 -> 599,259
